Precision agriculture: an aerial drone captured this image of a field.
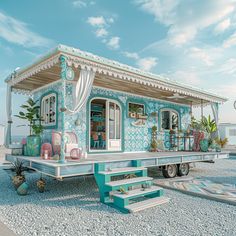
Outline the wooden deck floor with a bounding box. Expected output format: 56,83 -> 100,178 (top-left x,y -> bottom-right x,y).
6,151 -> 229,167
5,151 -> 229,178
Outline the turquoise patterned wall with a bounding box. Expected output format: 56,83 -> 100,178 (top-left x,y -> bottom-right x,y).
34,84 -> 191,153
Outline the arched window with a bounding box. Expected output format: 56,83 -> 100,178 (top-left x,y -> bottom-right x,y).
41,92 -> 57,128
161,109 -> 179,130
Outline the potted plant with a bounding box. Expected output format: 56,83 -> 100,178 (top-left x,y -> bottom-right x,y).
11,160 -> 26,189
129,104 -> 138,118
17,182 -> 29,196
200,115 -> 217,152
215,137 -> 228,148
150,125 -> 158,152
15,98 -> 44,156
37,177 -> 46,193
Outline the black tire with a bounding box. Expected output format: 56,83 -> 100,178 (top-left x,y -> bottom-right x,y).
177,163 -> 190,176
162,164 -> 178,178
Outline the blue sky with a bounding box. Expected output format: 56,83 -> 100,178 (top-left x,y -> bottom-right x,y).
0,0 -> 236,134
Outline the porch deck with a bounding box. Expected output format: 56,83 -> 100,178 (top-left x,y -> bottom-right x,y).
6,151 -> 229,179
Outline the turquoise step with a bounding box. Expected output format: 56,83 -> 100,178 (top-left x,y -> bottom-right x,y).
112,186 -> 163,200
125,196 -> 169,213
105,176 -> 153,191
99,167 -> 147,177
112,186 -> 164,210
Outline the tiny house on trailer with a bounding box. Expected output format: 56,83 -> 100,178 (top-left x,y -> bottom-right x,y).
5,45 -> 228,212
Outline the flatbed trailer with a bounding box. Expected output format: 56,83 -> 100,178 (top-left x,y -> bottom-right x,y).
5,151 -> 229,179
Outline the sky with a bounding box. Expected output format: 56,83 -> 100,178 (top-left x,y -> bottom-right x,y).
0,0 -> 236,135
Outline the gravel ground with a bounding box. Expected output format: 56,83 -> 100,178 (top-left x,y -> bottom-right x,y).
0,158 -> 235,236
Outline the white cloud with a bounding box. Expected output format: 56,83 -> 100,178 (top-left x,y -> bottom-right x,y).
95,28 -> 108,38
87,16 -> 120,50
123,50 -> 158,71
214,18 -> 231,34
223,31 -> 236,48
188,47 -> 214,66
87,16 -> 106,27
72,0 -> 87,8
135,0 -> 236,46
137,57 -> 157,71
123,51 -> 139,60
107,36 -> 120,49
72,0 -> 95,8
0,12 -> 52,48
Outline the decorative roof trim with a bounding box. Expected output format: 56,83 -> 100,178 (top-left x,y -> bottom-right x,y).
8,53 -> 60,86
57,44 -> 227,103
6,44 -> 227,104
65,53 -> 225,104
12,88 -> 32,95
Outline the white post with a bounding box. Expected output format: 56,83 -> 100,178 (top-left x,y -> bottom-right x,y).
5,83 -> 12,147
59,55 -> 67,164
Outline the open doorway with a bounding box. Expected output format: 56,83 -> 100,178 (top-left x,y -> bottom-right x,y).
89,98 -> 122,152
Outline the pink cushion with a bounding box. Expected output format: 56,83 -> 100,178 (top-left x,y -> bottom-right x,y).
65,143 -> 78,153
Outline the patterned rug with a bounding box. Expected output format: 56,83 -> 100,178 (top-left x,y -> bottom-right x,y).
154,177 -> 236,206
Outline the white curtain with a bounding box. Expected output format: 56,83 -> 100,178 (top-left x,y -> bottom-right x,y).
5,84 -> 12,147
66,69 -> 95,114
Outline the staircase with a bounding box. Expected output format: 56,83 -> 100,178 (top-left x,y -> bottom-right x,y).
94,160 -> 169,213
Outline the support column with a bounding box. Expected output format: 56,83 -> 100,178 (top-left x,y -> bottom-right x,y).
59,55 -> 67,164
5,83 -> 12,147
201,99 -> 204,119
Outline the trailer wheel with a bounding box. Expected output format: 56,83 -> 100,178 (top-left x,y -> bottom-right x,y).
162,164 -> 178,178
177,163 -> 190,176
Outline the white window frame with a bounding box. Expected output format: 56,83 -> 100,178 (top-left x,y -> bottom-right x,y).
89,97 -> 122,152
160,109 -> 179,131
41,93 -> 57,127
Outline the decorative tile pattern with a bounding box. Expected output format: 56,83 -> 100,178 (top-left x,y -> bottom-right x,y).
34,85 -> 191,152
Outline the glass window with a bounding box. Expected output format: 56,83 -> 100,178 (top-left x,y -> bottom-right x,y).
128,102 -> 145,118
161,110 -> 179,130
116,105 -> 120,139
41,93 -> 57,127
109,103 -> 115,139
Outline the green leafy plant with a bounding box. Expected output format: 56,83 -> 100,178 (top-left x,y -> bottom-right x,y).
15,98 -> 43,135
190,116 -> 204,131
201,115 -> 217,136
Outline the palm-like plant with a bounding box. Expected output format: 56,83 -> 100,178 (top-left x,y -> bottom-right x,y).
201,115 -> 217,137
11,160 -> 27,189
